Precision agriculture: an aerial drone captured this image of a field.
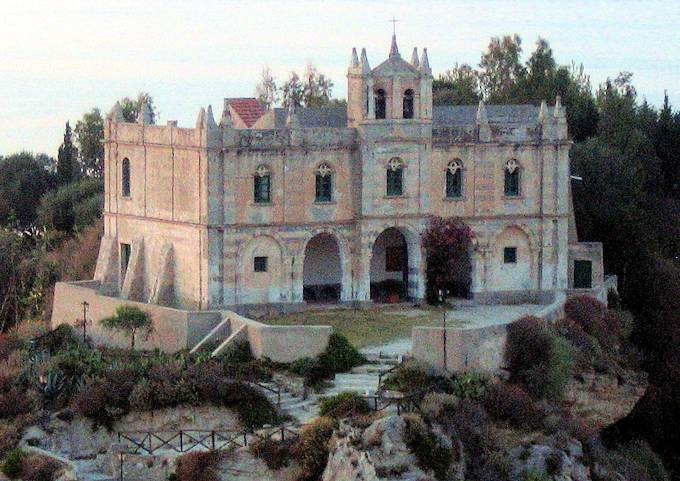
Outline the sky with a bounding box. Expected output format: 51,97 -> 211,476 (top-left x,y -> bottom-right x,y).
1,0 -> 679,156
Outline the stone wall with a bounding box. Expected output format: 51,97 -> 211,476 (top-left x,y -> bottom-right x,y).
412,293 -> 566,372
51,281 -> 331,361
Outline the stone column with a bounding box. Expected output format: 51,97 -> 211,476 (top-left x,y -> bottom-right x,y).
367,78 -> 375,120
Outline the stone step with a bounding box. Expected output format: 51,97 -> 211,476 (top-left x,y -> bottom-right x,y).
350,364 -> 395,374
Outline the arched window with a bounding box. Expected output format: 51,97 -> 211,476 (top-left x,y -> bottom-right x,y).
504,159 -> 521,197
375,89 -> 386,119
121,157 -> 131,197
386,157 -> 404,196
403,89 -> 414,119
315,163 -> 333,202
254,165 -> 271,203
446,160 -> 463,198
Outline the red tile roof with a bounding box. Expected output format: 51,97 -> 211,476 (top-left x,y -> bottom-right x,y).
226,98 -> 266,127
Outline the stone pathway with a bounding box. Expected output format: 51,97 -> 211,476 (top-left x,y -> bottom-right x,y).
258,352 -> 403,425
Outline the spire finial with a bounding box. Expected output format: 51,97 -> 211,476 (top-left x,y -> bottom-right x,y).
350,47 -> 359,69
538,100 -> 548,122
389,33 -> 399,57
220,100 -> 233,128
360,48 -> 371,74
410,47 -> 419,67
418,48 -> 431,74
476,100 -> 488,124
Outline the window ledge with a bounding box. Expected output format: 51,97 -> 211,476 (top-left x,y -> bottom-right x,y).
313,200 -> 336,205
503,195 -> 524,200
383,195 -> 407,199
252,201 -> 274,207
121,195 -> 131,200
443,196 -> 465,202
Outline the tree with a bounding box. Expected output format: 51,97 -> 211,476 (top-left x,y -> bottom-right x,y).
479,34 -> 526,102
421,217 -> 475,303
255,66 -> 278,110
0,152 -> 55,227
100,305 -> 153,349
56,122 -> 79,185
433,63 -> 481,105
36,177 -> 103,233
302,63 -> 334,107
75,108 -> 104,178
280,71 -> 304,109
119,92 -> 157,123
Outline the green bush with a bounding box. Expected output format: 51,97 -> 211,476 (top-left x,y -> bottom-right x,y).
381,359 -> 435,393
289,333 -> 364,387
506,317 -> 576,400
523,336 -> 575,400
318,333 -> 365,375
617,440 -> 670,481
318,392 -> 371,419
403,414 -> 451,480
1,448 -> 25,478
449,371 -> 488,401
523,470 -> 551,481
292,416 -> 335,481
20,454 -> 62,481
34,324 -> 80,354
36,177 -> 103,233
419,392 -> 459,421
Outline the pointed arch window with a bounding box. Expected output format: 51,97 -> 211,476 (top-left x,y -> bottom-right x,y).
446,160 -> 463,198
386,157 -> 404,196
375,89 -> 386,119
403,89 -> 414,119
121,157 -> 131,197
504,159 -> 521,197
315,163 -> 333,202
254,165 -> 271,203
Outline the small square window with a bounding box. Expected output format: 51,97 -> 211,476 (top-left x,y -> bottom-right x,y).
504,247 -> 517,264
254,256 -> 268,272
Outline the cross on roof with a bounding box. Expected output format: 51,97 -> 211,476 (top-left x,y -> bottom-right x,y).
389,16 -> 399,35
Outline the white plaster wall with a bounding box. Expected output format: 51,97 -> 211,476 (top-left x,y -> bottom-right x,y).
239,236 -> 285,304
493,227 -> 534,291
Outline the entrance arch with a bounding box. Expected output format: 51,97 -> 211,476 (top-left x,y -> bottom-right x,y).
370,228 -> 408,301
303,233 -> 342,303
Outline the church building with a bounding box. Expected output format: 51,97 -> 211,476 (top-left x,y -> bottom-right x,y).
92,35 -> 604,313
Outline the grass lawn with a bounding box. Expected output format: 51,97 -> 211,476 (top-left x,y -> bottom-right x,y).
261,306 -> 468,349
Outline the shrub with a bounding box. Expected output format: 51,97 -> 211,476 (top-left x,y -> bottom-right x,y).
616,440 -> 670,481
292,416 -> 335,481
381,359 -> 435,393
289,333 -> 364,387
523,470 -> 551,481
249,437 -> 295,470
523,336 -> 576,400
318,333 -> 365,375
318,392 -> 371,419
0,386 -> 36,421
403,414 -> 452,480
1,448 -> 25,478
71,368 -> 137,429
420,392 -> 459,421
506,317 -> 553,374
21,454 -> 62,481
213,382 -> 280,428
173,450 -> 221,481
484,383 -> 543,429
33,324 -> 79,354
0,335 -> 22,361
450,371 -> 488,401
0,422 -> 23,457
219,339 -> 253,363
506,317 -> 576,400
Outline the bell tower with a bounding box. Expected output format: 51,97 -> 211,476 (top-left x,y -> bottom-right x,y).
346,34 -> 432,128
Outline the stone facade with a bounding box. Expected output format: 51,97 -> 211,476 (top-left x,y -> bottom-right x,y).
92,35 -> 603,313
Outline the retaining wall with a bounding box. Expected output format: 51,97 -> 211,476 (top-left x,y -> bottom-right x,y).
51,281 -> 331,362
412,293 -> 566,372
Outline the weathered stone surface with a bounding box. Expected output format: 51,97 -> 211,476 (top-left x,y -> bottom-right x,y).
509,440 -> 591,481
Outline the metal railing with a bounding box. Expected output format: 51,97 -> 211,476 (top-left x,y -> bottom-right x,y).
117,425 -> 301,456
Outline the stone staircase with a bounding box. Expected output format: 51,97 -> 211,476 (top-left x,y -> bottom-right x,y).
256,353 -> 402,425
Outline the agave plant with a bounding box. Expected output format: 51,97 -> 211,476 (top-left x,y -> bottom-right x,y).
39,369 -> 65,400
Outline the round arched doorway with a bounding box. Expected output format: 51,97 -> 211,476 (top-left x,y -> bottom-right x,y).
370,228 -> 408,302
303,233 -> 342,303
